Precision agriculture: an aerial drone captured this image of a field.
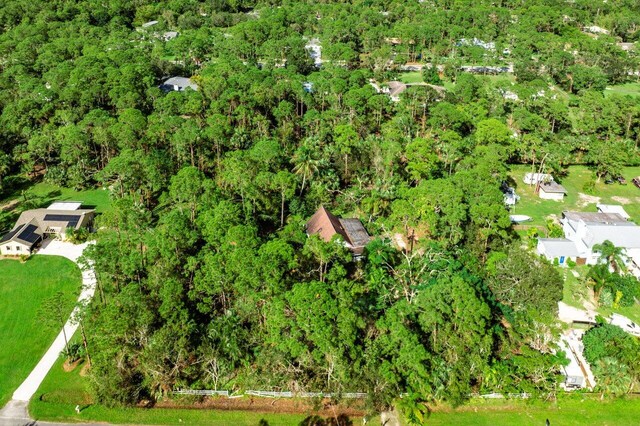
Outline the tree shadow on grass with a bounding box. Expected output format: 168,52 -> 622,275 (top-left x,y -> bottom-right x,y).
299,414 -> 353,426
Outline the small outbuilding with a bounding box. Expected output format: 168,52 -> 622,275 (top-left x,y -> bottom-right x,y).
539,181 -> 567,201
305,206 -> 370,256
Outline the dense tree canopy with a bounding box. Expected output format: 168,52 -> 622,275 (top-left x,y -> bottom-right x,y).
1,0 -> 639,416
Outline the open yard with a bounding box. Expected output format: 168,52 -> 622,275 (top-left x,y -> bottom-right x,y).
0,256 -> 81,407
605,82 -> 640,97
421,396 -> 640,426
0,180 -> 111,214
508,165 -> 640,227
0,178 -> 112,233
399,71 -> 424,84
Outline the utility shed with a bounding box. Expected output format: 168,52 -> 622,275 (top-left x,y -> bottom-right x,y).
306,206 -> 371,256
539,181 -> 567,201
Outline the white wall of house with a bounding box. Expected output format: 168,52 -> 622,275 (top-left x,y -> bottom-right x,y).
539,190 -> 565,201
536,240 -> 577,266
0,241 -> 32,256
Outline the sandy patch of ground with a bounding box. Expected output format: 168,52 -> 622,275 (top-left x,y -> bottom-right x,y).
611,196 -> 631,205
0,198 -> 20,212
577,193 -> 600,207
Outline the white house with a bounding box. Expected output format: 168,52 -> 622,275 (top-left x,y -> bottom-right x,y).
305,38 -> 322,67
538,211 -> 640,274
0,202 -> 94,256
539,181 -> 567,201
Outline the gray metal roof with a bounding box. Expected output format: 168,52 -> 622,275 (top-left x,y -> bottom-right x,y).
582,224 -> 640,249
539,238 -> 581,258
596,204 -> 630,219
160,77 -> 198,92
339,218 -> 370,248
563,211 -> 628,224
539,181 -> 566,194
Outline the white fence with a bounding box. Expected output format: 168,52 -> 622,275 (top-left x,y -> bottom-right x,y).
172,389 -> 367,399
172,389 -> 529,400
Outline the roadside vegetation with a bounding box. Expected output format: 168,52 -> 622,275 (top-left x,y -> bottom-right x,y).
0,256 -> 81,406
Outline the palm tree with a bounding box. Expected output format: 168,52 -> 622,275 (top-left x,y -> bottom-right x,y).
593,240 -> 628,273
586,264 -> 610,303
292,145 -> 320,195
593,357 -> 631,399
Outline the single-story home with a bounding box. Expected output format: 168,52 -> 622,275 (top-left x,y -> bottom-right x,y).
159,76 -> 198,92
537,210 -> 640,275
596,204 -> 630,220
539,181 -> 567,201
0,202 -> 95,256
387,81 -> 408,102
523,172 -> 553,185
0,219 -> 43,256
305,206 -> 370,256
537,238 -> 582,266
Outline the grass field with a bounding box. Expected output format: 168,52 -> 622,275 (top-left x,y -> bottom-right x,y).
0,178 -> 112,233
508,165 -> 640,226
605,82 -> 640,97
0,256 -> 81,407
399,71 -> 424,84
0,181 -> 111,214
561,266 -> 590,310
421,396 -> 640,426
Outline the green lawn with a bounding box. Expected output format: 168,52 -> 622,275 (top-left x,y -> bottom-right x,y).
509,165 -> 640,226
0,179 -> 112,233
420,396 -> 640,426
5,181 -> 112,213
399,71 -> 424,84
605,82 -> 640,97
0,256 -> 82,407
561,265 -> 590,310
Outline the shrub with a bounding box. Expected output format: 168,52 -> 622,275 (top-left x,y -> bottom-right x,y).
66,227 -> 89,244
599,288 -> 613,308
62,342 -> 83,362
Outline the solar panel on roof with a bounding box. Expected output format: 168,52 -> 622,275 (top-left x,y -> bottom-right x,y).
43,214 -> 81,228
0,225 -> 24,243
17,224 -> 42,244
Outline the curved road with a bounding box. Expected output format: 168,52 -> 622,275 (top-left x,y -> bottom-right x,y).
0,241 -> 96,426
